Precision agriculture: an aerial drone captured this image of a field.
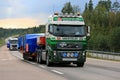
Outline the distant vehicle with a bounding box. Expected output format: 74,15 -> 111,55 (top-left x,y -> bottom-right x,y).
7,38 -> 18,50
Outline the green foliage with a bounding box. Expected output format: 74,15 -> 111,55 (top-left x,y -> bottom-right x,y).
83,0 -> 120,52
88,0 -> 93,11
62,2 -> 74,14
88,27 -> 110,51
85,3 -> 88,11
0,38 -> 5,46
98,0 -> 111,12
108,27 -> 120,52
61,2 -> 80,14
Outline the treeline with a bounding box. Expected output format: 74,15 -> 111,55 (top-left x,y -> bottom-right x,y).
83,0 -> 120,52
0,25 -> 45,39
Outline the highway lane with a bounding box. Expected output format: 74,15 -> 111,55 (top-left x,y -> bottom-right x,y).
49,59 -> 120,80
0,46 -> 66,80
10,49 -> 120,80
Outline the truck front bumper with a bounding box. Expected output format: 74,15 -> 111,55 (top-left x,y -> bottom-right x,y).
49,50 -> 86,64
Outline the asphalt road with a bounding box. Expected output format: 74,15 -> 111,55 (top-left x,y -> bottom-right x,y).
0,46 -> 66,80
0,45 -> 120,80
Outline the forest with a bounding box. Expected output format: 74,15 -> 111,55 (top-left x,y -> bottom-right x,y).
0,0 -> 120,52
82,0 -> 120,52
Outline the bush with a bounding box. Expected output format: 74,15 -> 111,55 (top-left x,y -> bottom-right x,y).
108,27 -> 120,52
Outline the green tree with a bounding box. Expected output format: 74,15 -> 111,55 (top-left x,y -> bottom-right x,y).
98,0 -> 111,12
94,5 -> 108,27
115,12 -> 120,26
85,3 -> 88,11
108,12 -> 116,27
83,0 -> 120,52
61,2 -> 74,14
112,0 -> 120,12
109,27 -> 120,52
107,0 -> 112,11
88,0 -> 93,11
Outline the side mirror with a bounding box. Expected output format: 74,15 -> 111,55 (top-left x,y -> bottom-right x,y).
87,26 -> 90,37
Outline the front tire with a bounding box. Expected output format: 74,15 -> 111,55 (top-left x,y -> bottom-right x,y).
77,63 -> 84,67
46,54 -> 52,66
39,54 -> 44,64
36,53 -> 39,63
23,53 -> 26,60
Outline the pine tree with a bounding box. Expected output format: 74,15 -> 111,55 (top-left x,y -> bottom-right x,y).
85,3 -> 88,11
88,0 -> 93,11
61,2 -> 74,14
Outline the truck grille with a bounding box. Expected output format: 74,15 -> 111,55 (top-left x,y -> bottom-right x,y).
12,45 -> 17,47
57,43 -> 82,49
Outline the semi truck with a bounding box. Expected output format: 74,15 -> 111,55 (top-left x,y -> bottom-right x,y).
7,38 -> 18,50
36,13 -> 90,67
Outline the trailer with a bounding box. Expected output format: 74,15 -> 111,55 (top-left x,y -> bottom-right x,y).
18,36 -> 24,52
22,34 -> 45,61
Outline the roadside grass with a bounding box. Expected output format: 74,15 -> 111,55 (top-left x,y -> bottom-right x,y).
0,38 -> 5,47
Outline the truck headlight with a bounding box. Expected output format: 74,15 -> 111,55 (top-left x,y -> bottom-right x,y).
83,51 -> 86,56
67,52 -> 71,57
53,51 -> 57,56
70,53 -> 74,57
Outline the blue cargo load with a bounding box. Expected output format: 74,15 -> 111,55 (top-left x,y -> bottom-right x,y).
23,33 -> 45,53
18,36 -> 23,49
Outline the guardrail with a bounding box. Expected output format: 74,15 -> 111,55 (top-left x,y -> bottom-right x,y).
86,50 -> 120,61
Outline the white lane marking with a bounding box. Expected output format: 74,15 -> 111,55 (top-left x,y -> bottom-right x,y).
0,58 -> 16,61
29,62 -> 36,65
0,59 -> 9,61
38,65 -> 46,68
25,60 -> 36,65
51,70 -> 64,75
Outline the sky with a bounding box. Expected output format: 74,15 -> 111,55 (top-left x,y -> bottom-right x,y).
0,0 -> 116,29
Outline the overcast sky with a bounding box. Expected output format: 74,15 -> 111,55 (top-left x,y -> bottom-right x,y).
0,0 -> 116,28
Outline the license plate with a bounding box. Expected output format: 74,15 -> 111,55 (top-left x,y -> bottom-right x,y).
62,58 -> 77,61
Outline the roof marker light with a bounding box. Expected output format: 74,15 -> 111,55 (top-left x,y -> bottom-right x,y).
54,12 -> 59,15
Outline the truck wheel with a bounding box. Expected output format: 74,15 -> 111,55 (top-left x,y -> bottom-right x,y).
23,53 -> 25,60
39,54 -> 44,64
23,53 -> 27,60
36,51 -> 39,63
37,54 -> 39,63
46,54 -> 52,66
9,48 -> 12,51
77,63 -> 84,67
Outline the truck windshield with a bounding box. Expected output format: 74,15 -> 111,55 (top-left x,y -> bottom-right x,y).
9,40 -> 18,44
49,25 -> 86,37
